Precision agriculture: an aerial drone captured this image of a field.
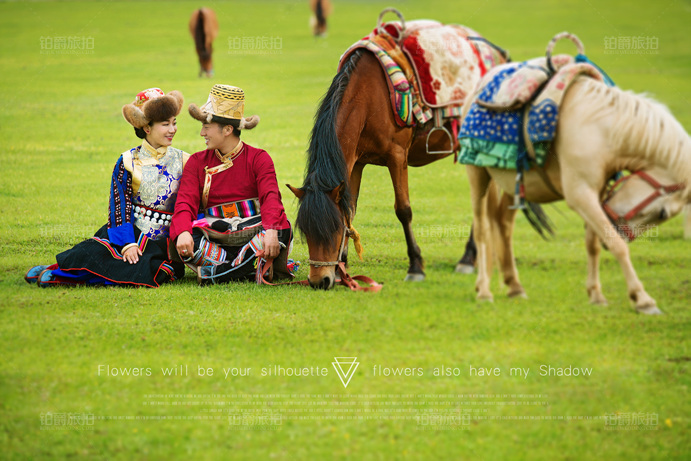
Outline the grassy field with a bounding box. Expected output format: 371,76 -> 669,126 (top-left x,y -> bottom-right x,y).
1,0 -> 689,459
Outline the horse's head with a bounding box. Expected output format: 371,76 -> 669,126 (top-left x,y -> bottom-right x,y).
602,168 -> 687,242
288,182 -> 350,289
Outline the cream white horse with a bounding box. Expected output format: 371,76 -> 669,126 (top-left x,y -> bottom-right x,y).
466,77 -> 690,314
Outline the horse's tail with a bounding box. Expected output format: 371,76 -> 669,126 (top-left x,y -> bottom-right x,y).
315,0 -> 326,29
194,9 -> 209,59
522,202 -> 556,240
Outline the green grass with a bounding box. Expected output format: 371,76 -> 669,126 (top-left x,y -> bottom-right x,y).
1,0 -> 690,459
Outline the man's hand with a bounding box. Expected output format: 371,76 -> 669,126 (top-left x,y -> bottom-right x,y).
262,229 -> 281,260
123,246 -> 142,264
176,231 -> 195,260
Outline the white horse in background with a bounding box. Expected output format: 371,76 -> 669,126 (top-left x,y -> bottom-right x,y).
466,76 -> 690,314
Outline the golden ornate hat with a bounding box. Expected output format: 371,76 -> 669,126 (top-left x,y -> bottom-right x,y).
189,84 -> 260,130
122,88 -> 184,128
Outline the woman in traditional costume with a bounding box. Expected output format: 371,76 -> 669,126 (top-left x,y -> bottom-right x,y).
25,88 -> 190,287
169,84 -> 295,284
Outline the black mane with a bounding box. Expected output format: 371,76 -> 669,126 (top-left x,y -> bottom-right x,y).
295,50 -> 362,248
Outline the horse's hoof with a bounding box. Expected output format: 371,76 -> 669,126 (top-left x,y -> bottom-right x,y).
637,305 -> 663,315
477,293 -> 494,302
508,290 -> 527,299
588,288 -> 608,305
404,273 -> 425,282
454,263 -> 475,274
589,296 -> 608,306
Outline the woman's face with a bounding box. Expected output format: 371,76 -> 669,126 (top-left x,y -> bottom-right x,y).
145,116 -> 177,148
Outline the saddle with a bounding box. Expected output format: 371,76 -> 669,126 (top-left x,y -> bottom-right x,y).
458,32 -> 611,170
339,8 -> 507,153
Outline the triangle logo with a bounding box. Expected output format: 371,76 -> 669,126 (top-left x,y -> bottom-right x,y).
332,357 -> 359,388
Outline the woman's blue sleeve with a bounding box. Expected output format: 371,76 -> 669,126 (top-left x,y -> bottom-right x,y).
106,156 -> 136,246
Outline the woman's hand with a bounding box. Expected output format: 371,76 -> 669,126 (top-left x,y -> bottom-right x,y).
263,229 -> 281,260
176,231 -> 195,260
123,246 -> 142,264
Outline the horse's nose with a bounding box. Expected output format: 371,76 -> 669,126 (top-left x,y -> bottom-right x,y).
309,276 -> 332,290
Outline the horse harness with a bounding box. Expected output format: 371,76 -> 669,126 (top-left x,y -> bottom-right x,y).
602,171 -> 686,241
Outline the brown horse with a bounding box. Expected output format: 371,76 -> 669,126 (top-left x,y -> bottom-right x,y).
189,8 -> 218,78
309,0 -> 331,37
287,30 -> 509,289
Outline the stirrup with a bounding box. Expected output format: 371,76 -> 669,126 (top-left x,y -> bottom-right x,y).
509,194 -> 527,210
426,110 -> 455,155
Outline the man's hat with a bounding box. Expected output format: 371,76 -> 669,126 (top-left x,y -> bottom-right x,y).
122,88 -> 184,128
188,84 -> 260,129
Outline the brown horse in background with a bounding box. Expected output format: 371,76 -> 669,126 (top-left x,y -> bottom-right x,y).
309,0 -> 331,37
189,8 -> 218,77
288,35 -> 509,289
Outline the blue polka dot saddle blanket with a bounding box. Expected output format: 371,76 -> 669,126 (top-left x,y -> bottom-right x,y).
457,54 -> 607,169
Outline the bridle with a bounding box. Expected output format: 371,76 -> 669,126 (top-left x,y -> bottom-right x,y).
299,221 -> 382,292
305,224 -> 352,268
602,171 -> 685,241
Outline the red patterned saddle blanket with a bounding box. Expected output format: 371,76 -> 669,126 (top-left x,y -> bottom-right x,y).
389,20 -> 505,107
339,20 -> 506,127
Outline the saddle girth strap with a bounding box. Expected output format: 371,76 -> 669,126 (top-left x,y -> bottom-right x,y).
521,99 -> 563,200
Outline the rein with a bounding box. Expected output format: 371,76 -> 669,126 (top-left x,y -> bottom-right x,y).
602,171 -> 685,241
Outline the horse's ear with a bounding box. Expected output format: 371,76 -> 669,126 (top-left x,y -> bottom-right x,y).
329,182 -> 345,204
286,184 -> 304,200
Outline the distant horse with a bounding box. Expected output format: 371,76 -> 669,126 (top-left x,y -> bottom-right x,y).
287,26 -> 509,289
309,0 -> 331,37
189,8 -> 218,78
466,77 -> 690,314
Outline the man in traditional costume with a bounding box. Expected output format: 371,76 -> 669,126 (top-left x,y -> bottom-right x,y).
25,88 -> 189,287
169,84 -> 295,284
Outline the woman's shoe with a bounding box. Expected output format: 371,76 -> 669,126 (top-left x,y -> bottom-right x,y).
25,265 -> 49,284
36,269 -> 58,288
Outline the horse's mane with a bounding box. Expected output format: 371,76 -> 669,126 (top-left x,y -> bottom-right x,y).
295,50 -> 362,248
194,9 -> 209,59
572,77 -> 691,186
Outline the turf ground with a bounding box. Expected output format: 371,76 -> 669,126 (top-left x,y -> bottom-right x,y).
0,0 -> 689,459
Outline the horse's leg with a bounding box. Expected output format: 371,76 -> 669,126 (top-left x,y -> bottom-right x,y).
585,224 -> 607,305
565,188 -> 661,314
455,228 -> 476,274
491,189 -> 525,298
466,165 -> 494,301
342,162 -> 366,266
387,147 -> 424,281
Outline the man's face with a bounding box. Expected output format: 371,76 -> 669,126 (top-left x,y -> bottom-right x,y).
200,122 -> 226,150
